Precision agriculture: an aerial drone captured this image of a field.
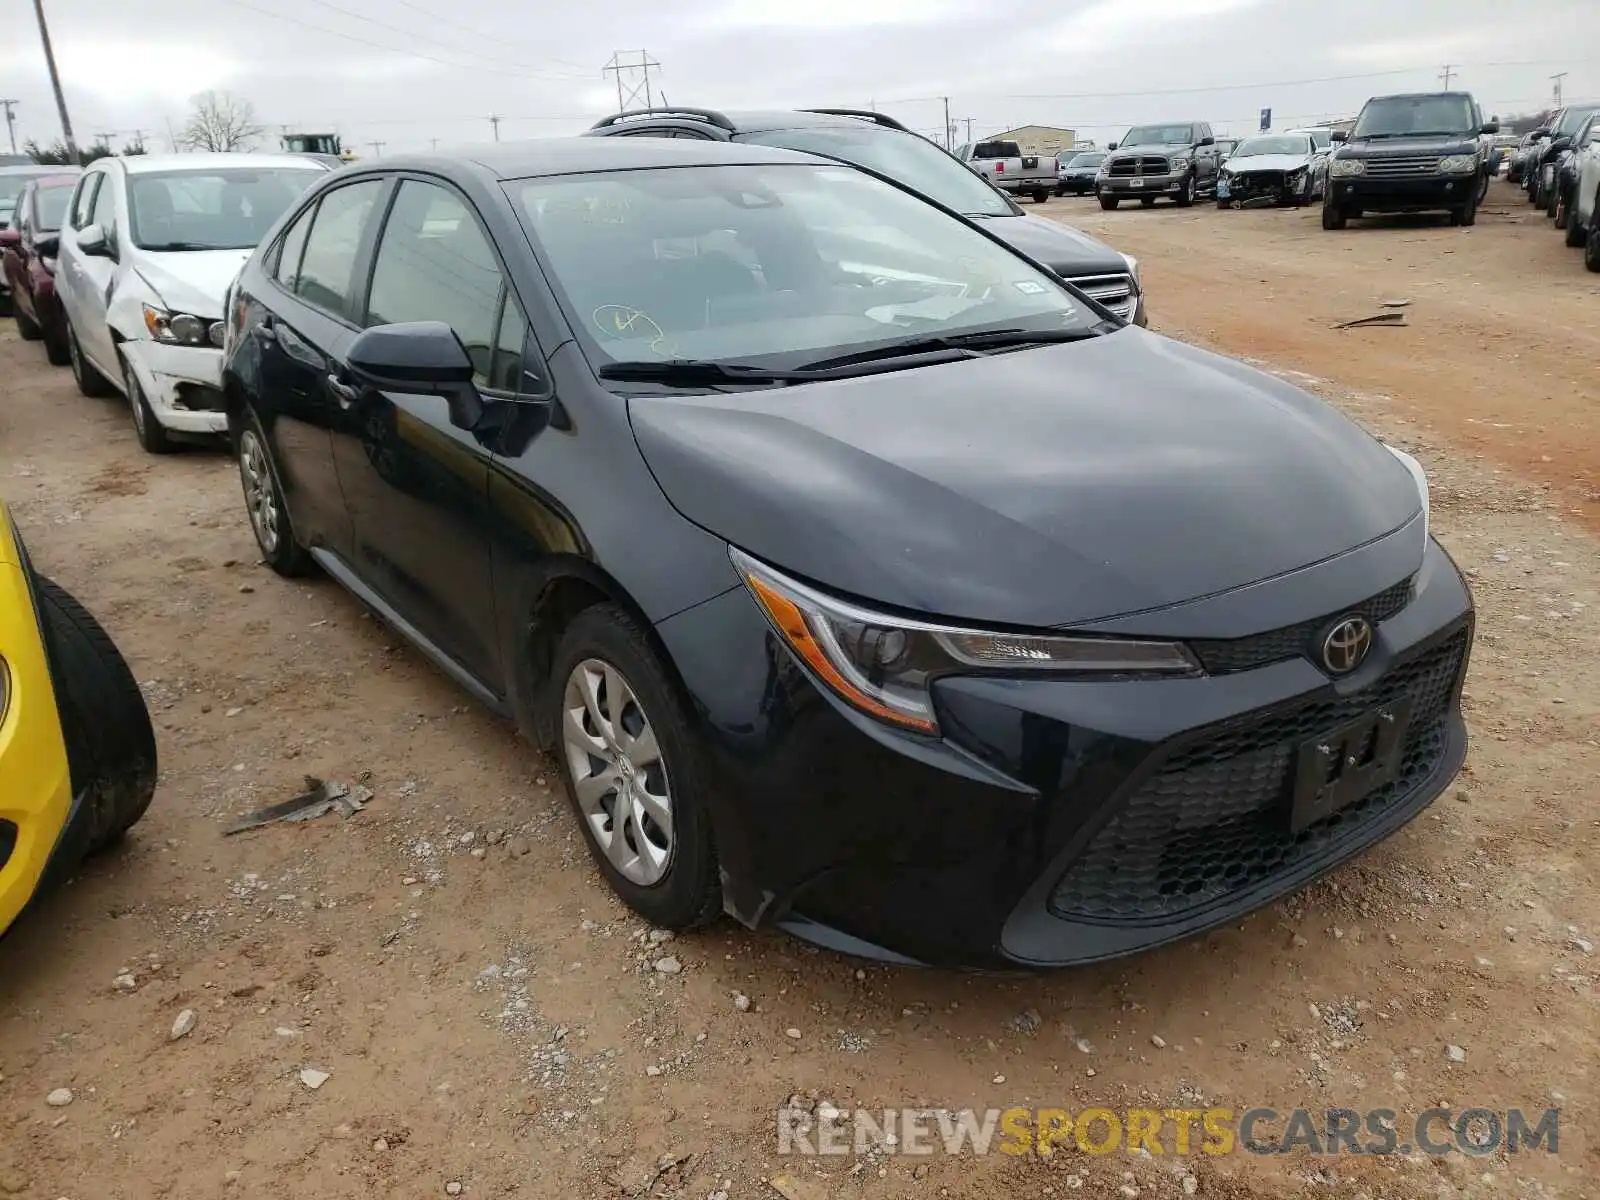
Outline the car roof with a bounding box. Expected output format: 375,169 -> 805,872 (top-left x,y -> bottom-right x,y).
598,108 -> 904,137
348,136 -> 830,181
117,152 -> 333,175
23,173 -> 83,188
1365,92 -> 1474,102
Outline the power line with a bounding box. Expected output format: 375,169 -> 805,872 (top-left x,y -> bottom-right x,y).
207,0 -> 580,80
1440,64 -> 1456,89
383,0 -> 592,73
288,0 -> 585,78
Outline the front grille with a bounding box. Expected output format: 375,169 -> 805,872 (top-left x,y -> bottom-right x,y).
1362,156 -> 1442,178
1107,155 -> 1171,177
1067,272 -> 1135,320
1230,170 -> 1288,192
173,383 -> 226,413
1190,576 -> 1413,675
1047,627 -> 1467,923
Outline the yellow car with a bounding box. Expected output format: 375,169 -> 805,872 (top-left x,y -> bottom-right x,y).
0,500 -> 156,939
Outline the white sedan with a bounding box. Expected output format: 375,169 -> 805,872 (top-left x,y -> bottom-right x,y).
54,152 -> 331,453
1216,133 -> 1326,209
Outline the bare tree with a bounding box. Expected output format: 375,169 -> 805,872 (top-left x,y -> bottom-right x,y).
179,91 -> 263,153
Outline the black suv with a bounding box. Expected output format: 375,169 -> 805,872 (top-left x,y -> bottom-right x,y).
585,107 -> 1144,325
1323,92 -> 1497,229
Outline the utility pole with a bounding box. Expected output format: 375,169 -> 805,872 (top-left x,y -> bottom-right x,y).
0,100 -> 18,153
488,114 -> 501,142
30,0 -> 78,160
963,117 -> 974,145
603,50 -> 660,112
368,140 -> 385,156
942,96 -> 951,150
430,138 -> 439,151
1551,72 -> 1567,107
1439,64 -> 1455,89
92,131 -> 116,152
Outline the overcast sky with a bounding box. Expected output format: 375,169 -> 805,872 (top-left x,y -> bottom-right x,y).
2,0 -> 1597,156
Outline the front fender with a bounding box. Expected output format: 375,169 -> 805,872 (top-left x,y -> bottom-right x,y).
106,269 -> 158,344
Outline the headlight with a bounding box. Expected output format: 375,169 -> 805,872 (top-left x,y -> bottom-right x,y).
1437,155 -> 1477,174
1329,158 -> 1366,177
1383,445 -> 1430,541
1170,154 -> 1191,170
142,303 -> 222,347
731,549 -> 1200,734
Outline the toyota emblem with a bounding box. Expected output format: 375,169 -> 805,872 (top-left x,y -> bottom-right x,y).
1321,615 -> 1373,675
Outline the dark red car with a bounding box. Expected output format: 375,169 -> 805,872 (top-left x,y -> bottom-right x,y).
2,172 -> 82,365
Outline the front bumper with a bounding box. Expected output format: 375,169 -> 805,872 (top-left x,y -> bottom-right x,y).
1098,172 -> 1186,196
1330,174 -> 1477,212
1057,176 -> 1097,193
121,340 -> 229,435
656,536 -> 1472,968
0,538 -> 75,938
1219,171 -> 1310,206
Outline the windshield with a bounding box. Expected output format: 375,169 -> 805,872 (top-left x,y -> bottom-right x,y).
1065,152 -> 1105,168
1234,136 -> 1312,157
513,163 -> 1095,372
739,126 -> 1013,218
128,167 -> 324,251
0,171 -> 53,206
1121,125 -> 1196,146
35,183 -> 75,231
1556,105 -> 1600,135
1353,95 -> 1476,138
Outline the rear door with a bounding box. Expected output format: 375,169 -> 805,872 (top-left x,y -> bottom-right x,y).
253,177 -> 388,561
331,175 -> 520,692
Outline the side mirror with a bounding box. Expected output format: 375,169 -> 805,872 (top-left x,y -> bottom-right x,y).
1481,121 -> 1500,135
0,228 -> 19,251
1552,136 -> 1573,152
346,321 -> 485,431
76,223 -> 113,258
1107,142 -> 1118,151
1330,129 -> 1349,143
1532,129 -> 1550,140
1198,135 -> 1215,147
36,233 -> 59,257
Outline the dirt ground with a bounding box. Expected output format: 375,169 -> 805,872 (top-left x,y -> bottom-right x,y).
0,179 -> 1596,1200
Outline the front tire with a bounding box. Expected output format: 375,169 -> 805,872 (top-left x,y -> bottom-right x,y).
122,357 -> 175,455
1099,194 -> 1119,210
34,574 -> 158,854
1567,205 -> 1588,247
550,604 -> 721,932
67,324 -> 116,397
238,410 -> 315,577
1450,190 -> 1478,227
1032,188 -> 1049,204
1321,200 -> 1348,230
1174,174 -> 1195,207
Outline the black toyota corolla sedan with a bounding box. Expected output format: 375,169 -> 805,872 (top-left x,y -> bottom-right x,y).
220,137 -> 1472,969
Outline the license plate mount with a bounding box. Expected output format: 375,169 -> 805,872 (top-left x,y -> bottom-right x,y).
1288,702 -> 1412,833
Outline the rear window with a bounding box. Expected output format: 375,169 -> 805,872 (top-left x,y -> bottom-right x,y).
972,141 -> 1022,159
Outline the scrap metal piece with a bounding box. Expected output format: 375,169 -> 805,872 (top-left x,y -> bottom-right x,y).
223,776 -> 371,835
1333,312 -> 1408,330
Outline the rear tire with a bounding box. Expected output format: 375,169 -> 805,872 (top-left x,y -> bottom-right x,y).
1565,206 -> 1585,246
42,323 -> 70,367
1546,186 -> 1560,220
1587,209 -> 1600,272
548,604 -> 721,933
67,324 -> 116,398
34,574 -> 158,854
238,409 -> 316,577
15,306 -> 42,341
1099,194 -> 1119,210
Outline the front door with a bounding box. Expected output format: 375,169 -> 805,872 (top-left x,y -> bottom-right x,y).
330,177 -> 522,693
251,178 -> 388,560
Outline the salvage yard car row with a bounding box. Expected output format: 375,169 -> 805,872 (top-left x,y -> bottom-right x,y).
5,105 -> 1474,968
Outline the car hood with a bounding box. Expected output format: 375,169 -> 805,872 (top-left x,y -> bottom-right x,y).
1224,153 -> 1312,172
1338,134 -> 1478,158
970,213 -> 1126,277
628,329 -> 1422,628
128,249 -> 251,319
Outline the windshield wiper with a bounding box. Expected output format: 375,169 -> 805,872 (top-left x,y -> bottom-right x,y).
797,326 -> 1101,372
138,241 -> 234,252
598,359 -> 825,387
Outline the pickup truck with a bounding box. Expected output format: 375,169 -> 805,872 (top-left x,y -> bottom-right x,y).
954,140 -> 1056,204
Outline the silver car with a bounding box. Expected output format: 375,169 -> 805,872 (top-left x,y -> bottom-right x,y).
54,152 -> 330,452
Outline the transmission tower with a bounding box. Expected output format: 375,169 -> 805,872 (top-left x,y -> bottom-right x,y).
602,50 -> 661,112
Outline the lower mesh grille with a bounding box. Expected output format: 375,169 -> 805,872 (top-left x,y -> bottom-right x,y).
1047,628 -> 1467,923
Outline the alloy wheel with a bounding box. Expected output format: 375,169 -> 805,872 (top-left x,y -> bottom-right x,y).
562,658 -> 674,886
239,429 -> 282,555
125,363 -> 148,440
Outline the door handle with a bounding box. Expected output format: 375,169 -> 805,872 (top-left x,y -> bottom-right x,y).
327,374 -> 360,407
